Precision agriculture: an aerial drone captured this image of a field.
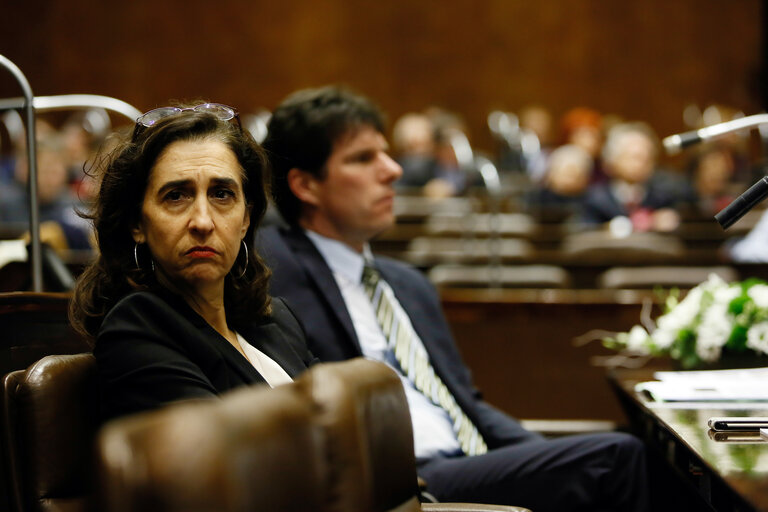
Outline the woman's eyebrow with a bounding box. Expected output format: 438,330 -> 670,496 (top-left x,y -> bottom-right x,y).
156,179 -> 192,196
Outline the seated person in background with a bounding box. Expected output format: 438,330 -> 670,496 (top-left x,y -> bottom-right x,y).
0,130 -> 92,250
517,104 -> 555,182
61,109 -> 111,202
581,122 -> 680,233
257,85 -> 649,512
392,112 -> 438,190
678,143 -> 736,218
68,103 -> 315,422
725,207 -> 768,263
421,107 -> 483,198
558,106 -> 605,184
526,143 -> 591,223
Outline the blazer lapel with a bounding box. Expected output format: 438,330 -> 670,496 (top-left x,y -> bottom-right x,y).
281,227 -> 362,353
157,288 -> 267,386
243,322 -> 307,378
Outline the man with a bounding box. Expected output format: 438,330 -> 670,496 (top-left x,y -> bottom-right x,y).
257,86 -> 649,512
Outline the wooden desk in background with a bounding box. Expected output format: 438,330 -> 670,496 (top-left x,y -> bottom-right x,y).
609,368 -> 768,512
440,288 -> 663,423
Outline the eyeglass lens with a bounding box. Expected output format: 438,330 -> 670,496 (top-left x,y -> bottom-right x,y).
138,103 -> 236,127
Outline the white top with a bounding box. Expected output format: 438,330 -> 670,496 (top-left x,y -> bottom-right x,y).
729,208 -> 768,263
305,230 -> 462,458
236,332 -> 293,388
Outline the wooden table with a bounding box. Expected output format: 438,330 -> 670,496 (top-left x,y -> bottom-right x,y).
609,368 -> 768,512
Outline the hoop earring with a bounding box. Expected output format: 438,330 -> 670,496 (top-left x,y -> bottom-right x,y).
134,243 -> 155,272
233,240 -> 248,279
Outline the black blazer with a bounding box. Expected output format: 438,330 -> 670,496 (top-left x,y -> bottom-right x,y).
95,289 -> 315,421
256,225 -> 536,449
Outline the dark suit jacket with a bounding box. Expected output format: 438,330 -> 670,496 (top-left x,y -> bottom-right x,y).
580,179 -> 678,225
95,289 -> 315,421
256,225 -> 536,449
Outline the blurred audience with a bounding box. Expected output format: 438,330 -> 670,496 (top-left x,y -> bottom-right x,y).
580,122 -> 681,232
392,112 -> 437,189
559,107 -> 605,184
678,143 -> 737,217
527,144 -> 591,222
0,129 -> 92,250
517,105 -> 554,182
392,108 -> 483,198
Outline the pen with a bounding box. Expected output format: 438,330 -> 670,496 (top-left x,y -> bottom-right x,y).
708,417 -> 768,431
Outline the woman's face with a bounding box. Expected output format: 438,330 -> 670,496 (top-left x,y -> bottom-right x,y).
132,138 -> 250,295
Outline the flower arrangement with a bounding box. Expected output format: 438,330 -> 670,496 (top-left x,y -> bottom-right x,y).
603,274 -> 768,369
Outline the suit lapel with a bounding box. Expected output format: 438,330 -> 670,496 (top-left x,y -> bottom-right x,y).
281,227 -> 363,354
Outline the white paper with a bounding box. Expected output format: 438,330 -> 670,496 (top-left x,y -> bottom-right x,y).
636,367 -> 768,402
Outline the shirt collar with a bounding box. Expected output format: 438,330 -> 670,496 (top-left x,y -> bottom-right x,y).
304,230 -> 373,284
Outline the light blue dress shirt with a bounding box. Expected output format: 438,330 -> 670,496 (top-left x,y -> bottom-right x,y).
305,230 -> 462,458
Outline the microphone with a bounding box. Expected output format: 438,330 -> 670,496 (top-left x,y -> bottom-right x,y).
663,113 -> 768,154
715,176 -> 768,229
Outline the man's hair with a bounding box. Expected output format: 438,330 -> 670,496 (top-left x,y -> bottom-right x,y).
602,122 -> 659,166
69,108 -> 272,341
263,86 -> 385,225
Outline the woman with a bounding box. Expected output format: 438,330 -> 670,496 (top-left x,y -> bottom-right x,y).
70,103 -> 315,421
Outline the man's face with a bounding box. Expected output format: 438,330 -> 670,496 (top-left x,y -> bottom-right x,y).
302,126 -> 403,250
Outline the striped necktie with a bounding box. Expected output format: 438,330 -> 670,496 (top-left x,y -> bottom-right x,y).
362,263 -> 488,456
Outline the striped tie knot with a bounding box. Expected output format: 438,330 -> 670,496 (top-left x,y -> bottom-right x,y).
362,264 -> 381,301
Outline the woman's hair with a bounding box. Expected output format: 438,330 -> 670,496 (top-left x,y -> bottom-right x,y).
69,108 -> 272,342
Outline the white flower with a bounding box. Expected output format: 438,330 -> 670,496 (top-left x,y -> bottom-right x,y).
625,325 -> 651,353
747,322 -> 768,356
703,273 -> 728,290
748,284 -> 768,309
650,327 -> 676,350
656,286 -> 702,334
713,283 -> 741,306
696,302 -> 732,362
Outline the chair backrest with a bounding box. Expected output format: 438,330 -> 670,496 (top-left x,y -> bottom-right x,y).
2,353 -> 97,512
0,293 -> 92,512
297,358 -> 421,512
428,264 -> 571,289
0,292 -> 91,379
561,231 -> 685,264
97,359 -> 529,512
598,265 -> 739,289
97,382 -> 326,512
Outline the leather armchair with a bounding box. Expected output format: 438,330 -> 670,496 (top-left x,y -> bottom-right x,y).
97,359 -> 530,512
1,353 -> 97,512
298,358 -> 530,512
97,382 -> 325,512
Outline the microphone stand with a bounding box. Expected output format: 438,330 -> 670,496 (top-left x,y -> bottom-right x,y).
663,113 -> 768,230
0,55 -> 143,291
663,113 -> 768,154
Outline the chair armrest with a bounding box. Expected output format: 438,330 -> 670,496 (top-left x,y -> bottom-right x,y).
422,504 -> 531,512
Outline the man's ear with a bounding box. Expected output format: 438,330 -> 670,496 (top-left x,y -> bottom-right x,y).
287,168 -> 321,207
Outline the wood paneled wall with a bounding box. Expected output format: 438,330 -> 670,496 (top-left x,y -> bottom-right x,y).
0,1 -> 763,152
